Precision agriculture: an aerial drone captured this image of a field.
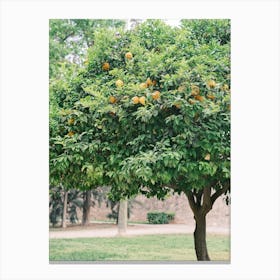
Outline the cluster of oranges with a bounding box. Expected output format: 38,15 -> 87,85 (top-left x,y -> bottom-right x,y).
187,80 -> 229,104
188,85 -> 204,104
132,96 -> 145,105
102,52 -> 133,72
106,52 -> 160,106
131,79 -> 159,106
102,52 -> 228,110
189,83 -> 213,103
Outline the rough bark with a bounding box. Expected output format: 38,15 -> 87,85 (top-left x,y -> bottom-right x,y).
62,190 -> 68,228
117,199 -> 128,236
194,214 -> 210,261
82,190 -> 92,226
202,186 -> 212,215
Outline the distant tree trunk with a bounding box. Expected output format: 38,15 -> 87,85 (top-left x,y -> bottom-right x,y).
62,190 -> 68,228
82,190 -> 91,226
117,199 -> 127,236
193,214 -> 210,261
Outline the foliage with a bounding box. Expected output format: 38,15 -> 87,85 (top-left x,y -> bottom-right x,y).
57,19 -> 230,200
49,19 -> 126,79
147,212 -> 175,224
50,17 -> 230,199
180,19 -> 230,45
49,20 -> 123,193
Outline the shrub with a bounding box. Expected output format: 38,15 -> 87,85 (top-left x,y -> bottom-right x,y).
147,212 -> 175,224
166,212 -> 175,222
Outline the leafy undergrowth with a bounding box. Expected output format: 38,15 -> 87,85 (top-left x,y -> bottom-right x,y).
49,234 -> 230,261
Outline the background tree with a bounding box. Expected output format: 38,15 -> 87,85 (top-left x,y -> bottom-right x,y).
82,187 -> 107,226
49,19 -> 126,79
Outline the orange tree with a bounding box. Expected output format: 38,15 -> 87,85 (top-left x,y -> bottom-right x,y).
49,61 -> 106,226
49,20 -> 127,225
50,19 -> 230,260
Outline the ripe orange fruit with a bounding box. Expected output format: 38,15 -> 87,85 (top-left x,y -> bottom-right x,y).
67,131 -> 75,137
139,82 -> 147,89
125,52 -> 133,59
174,102 -> 181,109
116,79 -> 124,87
139,96 -> 146,105
146,78 -> 153,87
68,118 -> 75,125
207,80 -> 216,88
102,62 -> 110,71
222,84 -> 229,91
132,96 -> 139,104
204,153 -> 211,161
191,85 -> 200,96
195,95 -> 204,102
206,94 -> 215,100
109,96 -> 117,104
152,91 -> 160,100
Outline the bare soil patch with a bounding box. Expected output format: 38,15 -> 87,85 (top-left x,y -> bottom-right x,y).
49,222 -> 229,239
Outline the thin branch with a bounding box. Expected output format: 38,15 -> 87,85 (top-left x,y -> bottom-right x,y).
163,184 -> 178,190
195,189 -> 203,206
211,181 -> 230,205
61,31 -> 75,43
186,191 -> 199,216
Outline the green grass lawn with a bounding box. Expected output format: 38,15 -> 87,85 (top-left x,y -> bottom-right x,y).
49,234 -> 230,261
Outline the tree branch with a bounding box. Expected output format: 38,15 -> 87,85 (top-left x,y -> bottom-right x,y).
195,189 -> 203,206
163,184 -> 178,191
202,186 -> 212,215
211,181 -> 230,205
186,191 -> 199,217
61,31 -> 75,43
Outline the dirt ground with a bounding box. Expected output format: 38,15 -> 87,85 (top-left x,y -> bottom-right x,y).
49,222 -> 230,239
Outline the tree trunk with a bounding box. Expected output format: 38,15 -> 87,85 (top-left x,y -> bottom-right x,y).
117,199 -> 127,236
82,190 -> 91,226
62,190 -> 68,228
194,214 -> 210,261
186,183 -> 230,261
